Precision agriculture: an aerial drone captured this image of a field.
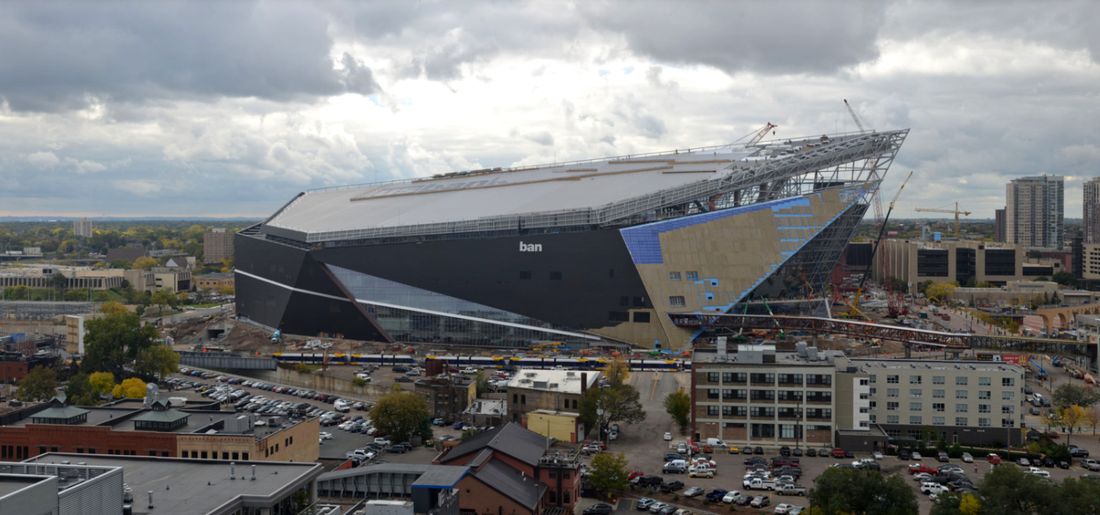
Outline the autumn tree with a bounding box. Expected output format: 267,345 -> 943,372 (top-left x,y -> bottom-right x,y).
112,377 -> 147,399
88,371 -> 116,398
664,389 -> 691,433
132,256 -> 159,270
925,281 -> 957,303
1086,405 -> 1100,435
602,358 -> 630,387
1061,404 -> 1087,446
17,366 -> 58,401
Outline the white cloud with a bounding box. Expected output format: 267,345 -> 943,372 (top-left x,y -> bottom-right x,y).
25,151 -> 60,169
112,180 -> 162,196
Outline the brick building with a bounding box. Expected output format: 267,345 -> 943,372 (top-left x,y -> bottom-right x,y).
434,422 -> 580,514
506,369 -> 599,423
204,228 -> 234,265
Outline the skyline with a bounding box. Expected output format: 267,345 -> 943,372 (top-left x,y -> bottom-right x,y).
0,1 -> 1097,219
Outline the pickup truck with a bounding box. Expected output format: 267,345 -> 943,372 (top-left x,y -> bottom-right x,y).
776,484 -> 807,496
748,478 -> 777,491
1083,459 -> 1100,471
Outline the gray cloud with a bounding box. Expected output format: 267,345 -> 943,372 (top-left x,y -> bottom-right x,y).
0,1 -> 379,112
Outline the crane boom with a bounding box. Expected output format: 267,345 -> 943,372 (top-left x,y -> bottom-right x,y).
747,122 -> 778,146
914,201 -> 972,238
844,99 -> 867,133
855,170 -> 914,301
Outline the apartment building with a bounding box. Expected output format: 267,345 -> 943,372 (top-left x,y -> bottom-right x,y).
203,228 -> 234,265
691,343 -> 870,449
856,358 -> 1024,446
73,217 -> 93,238
1006,175 -> 1064,249
506,369 -> 599,423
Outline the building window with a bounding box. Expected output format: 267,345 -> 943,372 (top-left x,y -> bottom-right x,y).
978,404 -> 990,413
932,376 -> 945,385
978,377 -> 991,386
933,403 -> 945,412
956,377 -> 968,386
669,272 -> 681,281
887,375 -> 899,384
1002,390 -> 1014,400
887,415 -> 899,424
910,389 -> 922,399
955,417 -> 968,426
887,388 -> 899,398
910,375 -> 922,384
632,312 -> 651,323
978,418 -> 991,427
910,416 -> 922,425
868,374 -> 877,384
956,390 -> 968,399
887,402 -> 899,410
686,271 -> 699,281
956,403 -> 968,413
978,391 -> 991,400
707,406 -> 720,416
910,402 -> 922,412
669,296 -> 686,307
933,417 -> 945,426
933,389 -> 945,399
1002,405 -> 1015,414
1002,377 -> 1015,387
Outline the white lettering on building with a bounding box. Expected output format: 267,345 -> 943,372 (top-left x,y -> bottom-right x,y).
519,241 -> 543,252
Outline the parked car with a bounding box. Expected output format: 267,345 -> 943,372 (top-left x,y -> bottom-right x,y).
583,503 -> 613,515
659,480 -> 684,493
805,448 -> 817,457
987,454 -> 1003,465
683,486 -> 705,498
961,452 -> 973,463
1082,459 -> 1100,471
776,484 -> 807,496
937,452 -> 950,463
921,482 -> 949,495
751,495 -> 771,508
831,448 -> 846,458
774,504 -> 798,515
1070,446 -> 1090,458
663,432 -> 672,441
635,498 -> 655,511
722,490 -> 743,503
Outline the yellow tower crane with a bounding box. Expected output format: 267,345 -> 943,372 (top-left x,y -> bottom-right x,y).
914,202 -> 972,239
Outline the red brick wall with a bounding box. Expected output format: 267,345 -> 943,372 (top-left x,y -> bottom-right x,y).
0,425 -> 177,459
456,475 -> 538,515
0,361 -> 28,382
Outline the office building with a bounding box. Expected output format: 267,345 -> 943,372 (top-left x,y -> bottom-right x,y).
874,239 -> 1061,290
317,463 -> 464,514
858,358 -> 1024,446
414,376 -> 475,422
234,130 -> 909,348
994,208 -> 1006,243
14,452 -> 322,515
72,218 -> 92,238
203,228 -> 234,265
194,273 -> 234,293
1086,178 -> 1100,244
691,344 -> 872,450
506,369 -> 599,422
1006,175 -> 1064,249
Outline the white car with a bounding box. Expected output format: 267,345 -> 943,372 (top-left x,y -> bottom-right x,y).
461,367 -> 478,374
722,491 -> 742,503
663,432 -> 672,441
374,437 -> 392,446
920,482 -> 948,495
1028,467 -> 1051,478
355,372 -> 371,382
751,496 -> 771,508
911,451 -> 923,460
774,504 -> 796,514
961,452 -> 974,463
912,472 -> 933,482
873,451 -> 884,460
319,431 -> 333,440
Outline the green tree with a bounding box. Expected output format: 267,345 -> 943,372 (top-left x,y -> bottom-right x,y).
1052,271 -> 1078,287
1052,383 -> 1100,410
17,366 -> 58,401
931,492 -> 981,515
134,344 -> 179,380
65,373 -> 99,405
809,466 -> 918,515
370,385 -> 431,442
978,461 -> 1055,514
579,382 -> 646,438
664,389 -> 691,433
588,452 -> 629,500
132,256 -> 159,270
151,289 -> 178,315
83,304 -> 158,376
112,377 -> 147,398
88,371 -> 115,398
50,272 -> 68,291
473,370 -> 490,396
1058,476 -> 1100,513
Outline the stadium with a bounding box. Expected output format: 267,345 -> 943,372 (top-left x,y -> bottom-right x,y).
235,128 -> 908,349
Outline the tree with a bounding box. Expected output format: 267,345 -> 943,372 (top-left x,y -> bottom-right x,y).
17,366 -> 58,401
1052,271 -> 1078,287
151,289 -> 178,315
1058,476 -> 1100,513
588,452 -> 629,500
579,382 -> 646,438
978,460 -> 1055,514
370,385 -> 430,442
132,256 -> 159,269
664,389 -> 691,433
88,371 -> 115,398
1086,405 -> 1100,435
958,493 -> 981,515
1052,383 -> 1100,410
1061,404 -> 1087,445
602,359 -> 630,387
473,370 -> 490,396
925,281 -> 957,303
134,344 -> 179,380
83,304 -> 158,376
65,373 -> 99,406
112,377 -> 147,399
809,466 -> 918,515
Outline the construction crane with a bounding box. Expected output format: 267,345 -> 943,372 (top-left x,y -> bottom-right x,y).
844,99 -> 869,133
853,170 -> 914,311
915,202 -> 972,239
747,122 -> 778,146
844,100 -> 885,223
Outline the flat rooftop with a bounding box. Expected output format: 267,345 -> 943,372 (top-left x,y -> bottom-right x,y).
506,369 -> 600,394
7,406 -> 291,438
851,358 -> 1025,374
0,474 -> 50,498
692,347 -> 841,366
27,453 -> 322,515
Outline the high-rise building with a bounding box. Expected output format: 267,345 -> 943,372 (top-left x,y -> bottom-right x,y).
993,208 -> 1006,242
1006,175 -> 1064,249
72,217 -> 92,238
1085,178 -> 1100,244
203,227 -> 234,264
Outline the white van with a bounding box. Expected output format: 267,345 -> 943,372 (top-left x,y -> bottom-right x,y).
334,399 -> 351,413
705,438 -> 727,448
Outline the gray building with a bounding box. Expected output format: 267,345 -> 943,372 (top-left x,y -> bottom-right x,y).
1086,178 -> 1100,244
856,358 -> 1025,447
13,452 -> 322,515
1006,175 -> 1064,249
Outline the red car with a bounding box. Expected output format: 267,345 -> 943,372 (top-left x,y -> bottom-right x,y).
987,453 -> 1002,465
908,464 -> 939,475
831,448 -> 846,458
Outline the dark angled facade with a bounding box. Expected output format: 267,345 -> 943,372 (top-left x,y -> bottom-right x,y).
236,129 -> 908,349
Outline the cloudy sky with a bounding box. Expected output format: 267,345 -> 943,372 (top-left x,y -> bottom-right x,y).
0,0 -> 1097,219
